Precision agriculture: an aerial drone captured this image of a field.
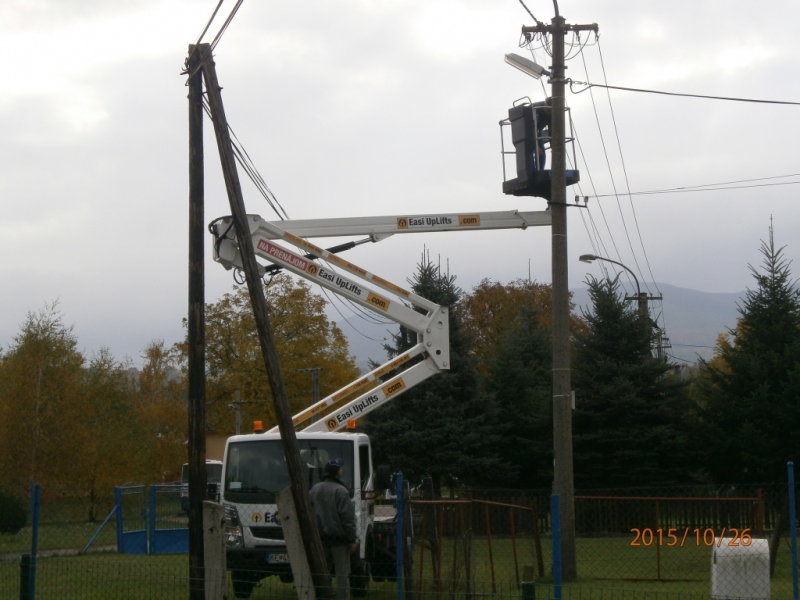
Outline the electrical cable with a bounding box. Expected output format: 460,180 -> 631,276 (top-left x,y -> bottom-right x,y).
576,53 -> 635,292
671,343 -> 716,349
516,0 -> 543,27
596,40 -> 660,302
319,287 -> 392,343
590,178 -> 800,199
576,43 -> 671,346
579,47 -> 650,298
594,43 -> 669,348
201,98 -> 289,221
570,120 -> 618,280
189,0 -> 224,58
569,80 -> 800,107
183,0 -> 245,83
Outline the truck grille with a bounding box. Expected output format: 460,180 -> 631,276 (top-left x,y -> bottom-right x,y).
250,526 -> 284,540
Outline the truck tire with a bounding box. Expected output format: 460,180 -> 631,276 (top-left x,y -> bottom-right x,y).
231,570 -> 257,599
350,559 -> 370,598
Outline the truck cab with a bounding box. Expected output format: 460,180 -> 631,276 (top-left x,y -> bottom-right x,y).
180,459 -> 223,512
222,430 -> 374,598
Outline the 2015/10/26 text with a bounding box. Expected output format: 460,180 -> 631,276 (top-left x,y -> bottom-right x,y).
630,528 -> 752,547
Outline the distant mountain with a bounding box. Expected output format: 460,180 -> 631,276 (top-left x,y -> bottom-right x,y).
570,283 -> 744,364
333,283 -> 745,372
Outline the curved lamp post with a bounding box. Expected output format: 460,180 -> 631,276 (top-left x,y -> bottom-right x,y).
579,254 -> 648,318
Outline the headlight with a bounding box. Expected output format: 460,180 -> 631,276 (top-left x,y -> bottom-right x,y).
224,503 -> 244,549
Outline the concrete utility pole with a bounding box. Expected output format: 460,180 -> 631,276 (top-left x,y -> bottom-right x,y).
200,54 -> 333,599
187,43 -> 208,600
523,12 -> 598,581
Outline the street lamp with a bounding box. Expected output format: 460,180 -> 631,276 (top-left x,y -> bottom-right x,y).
504,53 -> 552,79
579,254 -> 647,317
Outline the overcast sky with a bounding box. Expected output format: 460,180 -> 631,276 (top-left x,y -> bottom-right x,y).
2,0 -> 798,367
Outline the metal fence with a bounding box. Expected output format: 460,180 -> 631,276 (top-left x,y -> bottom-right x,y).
4,478 -> 800,599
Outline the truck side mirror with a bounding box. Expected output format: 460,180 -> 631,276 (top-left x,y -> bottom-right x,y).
375,465 -> 392,491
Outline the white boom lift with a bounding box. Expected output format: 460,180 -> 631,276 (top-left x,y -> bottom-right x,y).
210,208 -> 551,432
212,207 -> 550,597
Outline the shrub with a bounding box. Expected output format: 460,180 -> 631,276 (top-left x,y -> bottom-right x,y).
0,490 -> 27,535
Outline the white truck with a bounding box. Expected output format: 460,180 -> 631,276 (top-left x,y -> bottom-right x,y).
180,459 -> 222,513
210,209 -> 550,598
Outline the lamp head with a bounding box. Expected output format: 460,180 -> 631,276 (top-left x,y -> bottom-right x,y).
579,254 -> 598,263
504,53 -> 552,80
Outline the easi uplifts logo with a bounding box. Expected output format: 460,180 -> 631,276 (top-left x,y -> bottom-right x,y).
398,215 -> 454,229
318,268 -> 364,296
330,393 -> 385,427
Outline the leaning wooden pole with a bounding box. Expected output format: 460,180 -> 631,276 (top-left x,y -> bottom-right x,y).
200,53 -> 333,599
187,42 -> 208,600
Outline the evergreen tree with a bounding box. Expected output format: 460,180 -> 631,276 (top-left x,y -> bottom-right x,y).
696,228 -> 800,483
363,258 -> 511,494
480,300 -> 553,489
572,277 -> 691,488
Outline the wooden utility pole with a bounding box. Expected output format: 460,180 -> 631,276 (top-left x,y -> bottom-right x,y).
187,42 -> 208,600
523,13 -> 598,580
200,53 -> 333,599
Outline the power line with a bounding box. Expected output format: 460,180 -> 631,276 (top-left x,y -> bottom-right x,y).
516,0 -> 543,27
201,98 -> 289,220
589,178 -> 800,199
595,40 -> 660,303
569,80 -> 800,107
672,343 -> 716,349
577,48 -> 640,295
183,0 -> 246,82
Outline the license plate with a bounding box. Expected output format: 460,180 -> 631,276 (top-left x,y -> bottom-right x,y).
266,553 -> 289,564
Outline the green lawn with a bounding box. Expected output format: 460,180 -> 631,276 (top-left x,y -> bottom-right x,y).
0,534 -> 797,599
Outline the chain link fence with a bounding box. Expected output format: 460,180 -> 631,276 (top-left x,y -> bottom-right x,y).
4,480 -> 800,599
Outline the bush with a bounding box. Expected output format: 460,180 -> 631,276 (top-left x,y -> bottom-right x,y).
0,490 -> 27,535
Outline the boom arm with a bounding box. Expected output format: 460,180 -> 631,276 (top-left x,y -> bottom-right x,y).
211,215 -> 450,433
209,208 -> 550,433
211,209 -> 549,247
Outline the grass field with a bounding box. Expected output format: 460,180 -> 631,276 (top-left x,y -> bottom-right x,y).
1,531 -> 798,599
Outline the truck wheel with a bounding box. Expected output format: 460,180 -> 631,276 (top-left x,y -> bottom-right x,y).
350,560 -> 370,598
231,571 -> 256,599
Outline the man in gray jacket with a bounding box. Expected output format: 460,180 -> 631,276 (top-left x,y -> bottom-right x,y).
310,458 -> 357,600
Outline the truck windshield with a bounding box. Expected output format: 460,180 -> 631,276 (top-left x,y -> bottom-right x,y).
207,463 -> 222,483
181,463 -> 223,484
224,439 -> 354,504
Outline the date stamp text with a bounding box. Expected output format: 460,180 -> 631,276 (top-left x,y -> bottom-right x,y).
630,528 -> 753,547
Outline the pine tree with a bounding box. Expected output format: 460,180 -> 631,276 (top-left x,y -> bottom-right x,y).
363,258 -> 511,494
572,277 -> 691,488
697,227 -> 800,483
480,300 -> 553,489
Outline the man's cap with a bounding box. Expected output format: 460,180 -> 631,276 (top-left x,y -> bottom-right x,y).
325,458 -> 345,474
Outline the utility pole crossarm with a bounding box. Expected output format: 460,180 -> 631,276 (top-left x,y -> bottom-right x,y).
522,23 -> 599,35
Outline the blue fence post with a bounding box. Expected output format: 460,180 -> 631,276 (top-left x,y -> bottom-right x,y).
789,462 -> 799,600
395,472 -> 404,600
114,487 -> 124,553
29,482 -> 41,600
148,485 -> 156,555
551,494 -> 561,600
